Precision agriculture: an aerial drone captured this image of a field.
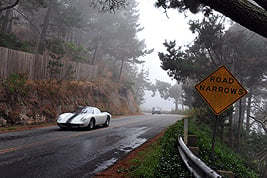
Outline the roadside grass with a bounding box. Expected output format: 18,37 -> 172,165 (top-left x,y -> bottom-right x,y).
116,117 -> 258,178
116,141 -> 161,177
116,120 -> 193,177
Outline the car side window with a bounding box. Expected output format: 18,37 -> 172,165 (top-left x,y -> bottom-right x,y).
84,108 -> 92,114
94,108 -> 100,114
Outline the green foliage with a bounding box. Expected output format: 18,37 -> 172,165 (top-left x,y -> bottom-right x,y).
121,142 -> 161,177
46,39 -> 76,81
46,37 -> 65,81
0,31 -> 31,52
46,38 -> 65,56
65,42 -> 88,62
126,117 -> 259,177
47,54 -> 64,80
188,118 -> 259,178
123,121 -> 192,178
159,15 -> 266,114
65,64 -> 76,80
2,72 -> 29,96
241,131 -> 267,176
154,122 -> 193,178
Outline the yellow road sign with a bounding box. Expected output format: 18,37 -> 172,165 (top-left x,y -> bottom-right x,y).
195,65 -> 248,115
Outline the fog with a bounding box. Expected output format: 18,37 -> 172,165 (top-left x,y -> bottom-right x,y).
136,0 -> 198,111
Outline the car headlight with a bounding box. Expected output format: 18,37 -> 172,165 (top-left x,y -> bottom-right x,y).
80,117 -> 87,122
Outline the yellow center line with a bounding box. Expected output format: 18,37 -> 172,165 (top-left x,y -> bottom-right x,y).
0,115 -> 162,154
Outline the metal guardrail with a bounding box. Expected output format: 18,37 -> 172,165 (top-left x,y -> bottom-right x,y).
178,136 -> 222,178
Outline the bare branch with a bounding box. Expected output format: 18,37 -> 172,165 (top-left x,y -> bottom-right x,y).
0,0 -> 20,12
13,7 -> 40,34
249,115 -> 267,133
89,0 -> 127,12
256,148 -> 267,158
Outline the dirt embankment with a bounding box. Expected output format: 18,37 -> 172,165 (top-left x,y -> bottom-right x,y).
0,76 -> 140,128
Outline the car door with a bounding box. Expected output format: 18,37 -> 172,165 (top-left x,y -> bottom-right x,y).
94,108 -> 106,125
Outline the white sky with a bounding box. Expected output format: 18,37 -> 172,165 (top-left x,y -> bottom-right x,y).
136,0 -> 200,111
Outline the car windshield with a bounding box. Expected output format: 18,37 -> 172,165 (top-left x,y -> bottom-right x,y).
153,107 -> 160,111
72,107 -> 95,114
72,106 -> 86,113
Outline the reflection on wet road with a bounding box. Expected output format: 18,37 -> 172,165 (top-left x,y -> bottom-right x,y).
0,113 -> 182,177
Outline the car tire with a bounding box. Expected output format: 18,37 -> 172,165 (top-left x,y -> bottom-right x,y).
104,116 -> 110,127
57,123 -> 66,130
88,118 -> 95,130
59,126 -> 66,130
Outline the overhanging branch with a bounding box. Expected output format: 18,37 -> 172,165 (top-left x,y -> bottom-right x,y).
199,0 -> 267,38
249,115 -> 267,133
0,0 -> 20,12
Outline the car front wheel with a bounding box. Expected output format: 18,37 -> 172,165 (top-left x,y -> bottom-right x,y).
88,119 -> 95,130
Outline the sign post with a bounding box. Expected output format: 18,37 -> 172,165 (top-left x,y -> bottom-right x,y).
211,115 -> 219,156
195,65 -> 247,155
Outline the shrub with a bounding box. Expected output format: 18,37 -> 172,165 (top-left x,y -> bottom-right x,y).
188,118 -> 259,178
2,72 -> 29,96
0,31 -> 31,52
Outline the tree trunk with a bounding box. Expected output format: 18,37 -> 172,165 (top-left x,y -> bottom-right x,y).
181,96 -> 184,111
264,160 -> 267,178
237,99 -> 243,153
219,118 -> 224,143
38,0 -> 53,54
7,10 -> 13,33
92,45 -> 98,65
175,100 -> 178,111
1,8 -> 11,32
229,110 -> 234,149
246,91 -> 252,132
200,0 -> 267,38
119,59 -> 124,81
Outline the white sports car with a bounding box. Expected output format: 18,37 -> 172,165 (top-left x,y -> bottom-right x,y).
57,106 -> 111,129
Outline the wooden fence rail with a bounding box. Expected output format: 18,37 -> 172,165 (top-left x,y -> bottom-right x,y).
0,47 -> 98,81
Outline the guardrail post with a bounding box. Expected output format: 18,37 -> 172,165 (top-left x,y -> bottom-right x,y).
188,135 -> 197,147
217,170 -> 234,178
189,146 -> 199,156
184,118 -> 188,145
188,135 -> 199,156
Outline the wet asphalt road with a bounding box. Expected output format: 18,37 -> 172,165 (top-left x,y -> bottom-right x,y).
0,113 -> 182,178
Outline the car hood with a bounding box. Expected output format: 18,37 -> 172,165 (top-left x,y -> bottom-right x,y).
57,113 -> 87,123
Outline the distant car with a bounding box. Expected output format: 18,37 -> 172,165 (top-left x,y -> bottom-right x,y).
57,106 -> 111,129
152,107 -> 161,114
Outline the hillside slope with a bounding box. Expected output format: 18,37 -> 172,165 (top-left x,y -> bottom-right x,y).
0,74 -> 140,127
